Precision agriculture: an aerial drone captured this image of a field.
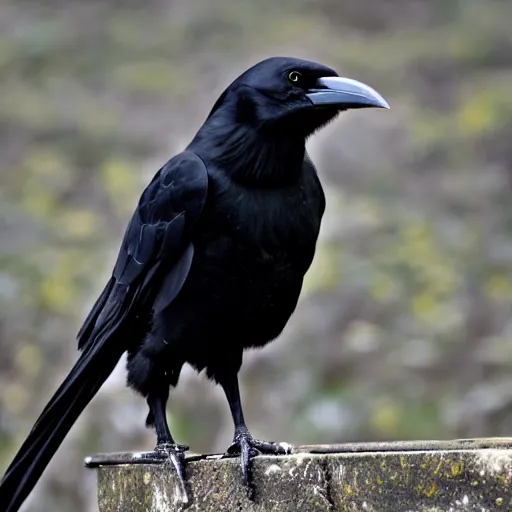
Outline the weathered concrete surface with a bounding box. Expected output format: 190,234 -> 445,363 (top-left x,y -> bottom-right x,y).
88,438 -> 512,511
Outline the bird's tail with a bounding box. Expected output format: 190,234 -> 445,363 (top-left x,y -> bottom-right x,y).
0,339 -> 124,512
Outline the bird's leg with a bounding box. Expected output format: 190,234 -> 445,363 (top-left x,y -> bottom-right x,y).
147,391 -> 189,505
220,374 -> 293,492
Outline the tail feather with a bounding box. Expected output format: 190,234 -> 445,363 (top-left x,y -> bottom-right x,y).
0,281 -> 135,512
0,341 -> 123,512
77,277 -> 115,349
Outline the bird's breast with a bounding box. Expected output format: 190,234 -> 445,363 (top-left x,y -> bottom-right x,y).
189,180 -> 322,316
170,165 -> 325,347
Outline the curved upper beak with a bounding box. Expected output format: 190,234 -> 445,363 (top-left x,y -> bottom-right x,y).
306,76 -> 390,110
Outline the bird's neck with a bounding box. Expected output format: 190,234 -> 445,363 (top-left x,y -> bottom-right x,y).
191,119 -> 306,188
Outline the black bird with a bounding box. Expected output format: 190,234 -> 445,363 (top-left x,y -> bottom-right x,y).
0,56 -> 388,511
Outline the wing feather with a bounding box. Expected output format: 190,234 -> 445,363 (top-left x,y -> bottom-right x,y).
77,151 -> 208,351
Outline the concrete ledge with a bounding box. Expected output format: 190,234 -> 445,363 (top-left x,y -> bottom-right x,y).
87,438 -> 512,511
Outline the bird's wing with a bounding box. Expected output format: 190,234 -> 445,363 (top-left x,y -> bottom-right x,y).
77,151 -> 208,352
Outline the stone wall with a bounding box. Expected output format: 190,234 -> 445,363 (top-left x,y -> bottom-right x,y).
87,439 -> 512,511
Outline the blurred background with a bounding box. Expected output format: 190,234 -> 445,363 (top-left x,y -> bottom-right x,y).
1,0 -> 512,510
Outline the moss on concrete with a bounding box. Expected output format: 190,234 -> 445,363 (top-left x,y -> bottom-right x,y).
90,439 -> 512,511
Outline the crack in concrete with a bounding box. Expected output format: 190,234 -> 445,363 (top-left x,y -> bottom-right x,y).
320,457 -> 336,511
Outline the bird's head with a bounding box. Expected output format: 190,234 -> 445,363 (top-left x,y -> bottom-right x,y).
207,56 -> 389,137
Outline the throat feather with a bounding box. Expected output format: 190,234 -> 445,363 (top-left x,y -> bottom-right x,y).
213,125 -> 305,187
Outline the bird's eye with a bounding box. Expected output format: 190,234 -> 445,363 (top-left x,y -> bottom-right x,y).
288,71 -> 302,84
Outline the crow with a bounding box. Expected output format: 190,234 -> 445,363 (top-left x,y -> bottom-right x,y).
0,56 -> 388,511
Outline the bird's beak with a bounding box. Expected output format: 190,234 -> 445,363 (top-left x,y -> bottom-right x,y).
306,77 -> 390,110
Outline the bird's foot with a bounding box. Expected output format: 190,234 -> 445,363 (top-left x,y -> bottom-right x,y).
223,428 -> 294,496
154,443 -> 190,506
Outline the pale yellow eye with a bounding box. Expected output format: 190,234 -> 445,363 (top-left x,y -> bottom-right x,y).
288,71 -> 302,83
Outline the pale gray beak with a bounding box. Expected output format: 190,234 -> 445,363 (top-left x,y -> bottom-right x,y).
306,76 -> 390,110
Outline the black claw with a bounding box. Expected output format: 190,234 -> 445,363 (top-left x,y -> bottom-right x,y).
223,432 -> 294,499
239,436 -> 257,488
155,442 -> 189,452
250,438 -> 292,455
154,443 -> 190,506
